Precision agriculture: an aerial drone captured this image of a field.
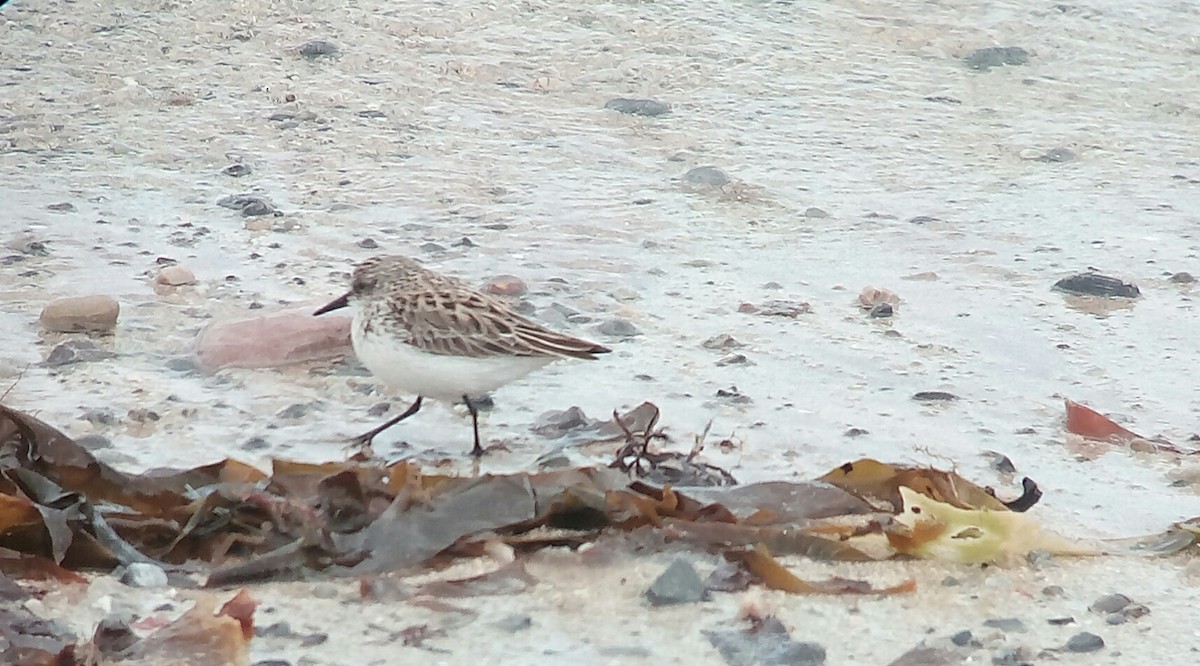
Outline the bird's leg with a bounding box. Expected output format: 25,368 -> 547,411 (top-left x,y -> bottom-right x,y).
462,394 -> 484,457
350,396 -> 423,452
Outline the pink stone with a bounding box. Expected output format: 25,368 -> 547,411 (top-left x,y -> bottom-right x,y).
194,307 -> 352,372
486,275 -> 528,297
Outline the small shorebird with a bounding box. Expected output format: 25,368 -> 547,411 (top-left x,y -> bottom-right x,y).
314,255 -> 611,456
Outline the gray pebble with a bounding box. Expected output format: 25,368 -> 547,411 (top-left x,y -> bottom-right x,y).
1105,613 -> 1126,625
367,402 -> 391,417
702,333 -> 744,350
604,98 -> 671,116
82,408 -> 117,425
991,647 -> 1026,665
298,40 -> 339,58
684,166 -> 731,186
596,318 -> 641,338
165,356 -> 199,373
119,562 -> 169,588
983,618 -> 1027,633
43,339 -> 116,367
1169,271 -> 1195,284
1089,593 -> 1131,614
223,164 -> 252,177
357,238 -> 378,249
1065,632 -> 1104,653
494,614 -> 533,632
1037,147 -> 1076,163
804,207 -> 829,218
277,403 -> 310,419
1053,272 -> 1139,298
47,202 -> 76,212
964,46 -> 1030,71
646,558 -> 708,606
1042,585 -> 1065,597
913,391 -> 959,402
867,302 -> 893,318
420,242 -> 446,253
218,194 -> 279,217
77,434 -> 112,450
242,437 -> 269,451
950,630 -> 974,647
716,353 -> 753,366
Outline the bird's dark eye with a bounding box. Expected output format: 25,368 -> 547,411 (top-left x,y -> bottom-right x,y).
352,275 -> 375,293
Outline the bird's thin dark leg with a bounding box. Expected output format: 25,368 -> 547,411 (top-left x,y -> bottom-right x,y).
350,396 -> 423,449
463,394 -> 484,457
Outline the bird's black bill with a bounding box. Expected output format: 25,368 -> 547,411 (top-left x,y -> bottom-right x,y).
313,292 -> 350,316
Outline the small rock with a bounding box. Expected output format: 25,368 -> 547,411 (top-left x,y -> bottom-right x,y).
908,215 -> 940,224
868,303 -> 893,318
983,618 -> 1027,633
358,110 -> 386,119
754,300 -> 811,318
242,437 -> 269,451
1121,602 -> 1150,620
844,427 -> 868,437
1037,147 -> 1076,163
43,339 -> 116,367
119,562 -> 168,588
367,402 -> 391,417
218,194 -> 279,217
991,647 -> 1025,665
76,434 -> 112,450
964,46 -> 1030,71
451,236 -> 475,247
356,238 -> 378,249
1089,593 -> 1131,614
702,334 -> 745,351
420,242 -> 447,253
597,318 -> 641,338
486,275 -> 527,297
127,408 -> 159,423
47,202 -> 76,212
704,616 -> 825,666
804,207 -> 829,218
81,408 -> 116,425
604,98 -> 671,116
223,164 -> 252,177
156,264 -> 197,286
531,406 -> 597,438
494,614 -> 533,632
40,295 -> 120,333
684,166 -> 731,187
1065,632 -> 1104,653
941,576 -> 961,587
1053,272 -> 1139,298
646,558 -> 709,606
858,286 -> 900,309
950,630 -> 974,647
715,386 -> 751,404
716,354 -> 753,366
1105,613 -> 1126,625
1042,585 -> 1065,597
1169,271 -> 1194,284
277,403 -> 311,419
1047,616 -> 1075,625
610,287 -> 640,302
298,40 -> 339,58
912,391 -> 959,402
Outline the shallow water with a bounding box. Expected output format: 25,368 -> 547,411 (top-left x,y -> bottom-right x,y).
3,0 -> 1200,554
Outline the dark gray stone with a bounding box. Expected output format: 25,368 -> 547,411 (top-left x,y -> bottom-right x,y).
1065,632 -> 1104,653
964,46 -> 1030,71
684,166 -> 731,186
913,391 -> 959,402
983,617 -> 1027,633
298,40 -> 339,58
950,630 -> 974,647
1089,593 -> 1131,614
605,98 -> 671,116
646,558 -> 708,606
1037,147 -> 1076,163
1053,272 -> 1139,298
597,318 -> 641,338
43,339 -> 116,367
223,164 -> 252,177
704,616 -> 825,666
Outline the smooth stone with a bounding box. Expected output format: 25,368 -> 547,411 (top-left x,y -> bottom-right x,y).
1065,632 -> 1104,653
1089,593 -> 1131,614
156,265 -> 197,286
604,98 -> 670,116
193,307 -> 352,372
494,614 -> 533,632
964,46 -> 1030,71
298,40 -> 339,58
40,295 -> 120,332
646,558 -> 708,606
983,618 -> 1027,633
684,166 -> 731,186
1053,272 -> 1140,298
43,339 -> 116,367
486,275 -> 528,297
597,318 -> 641,338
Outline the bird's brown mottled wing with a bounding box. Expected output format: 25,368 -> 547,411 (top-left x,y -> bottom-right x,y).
393,290 -> 611,359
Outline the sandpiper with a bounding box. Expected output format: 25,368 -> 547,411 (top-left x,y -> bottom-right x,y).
314,255 -> 611,456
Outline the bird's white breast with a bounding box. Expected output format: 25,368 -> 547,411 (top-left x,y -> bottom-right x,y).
351,311 -> 554,401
